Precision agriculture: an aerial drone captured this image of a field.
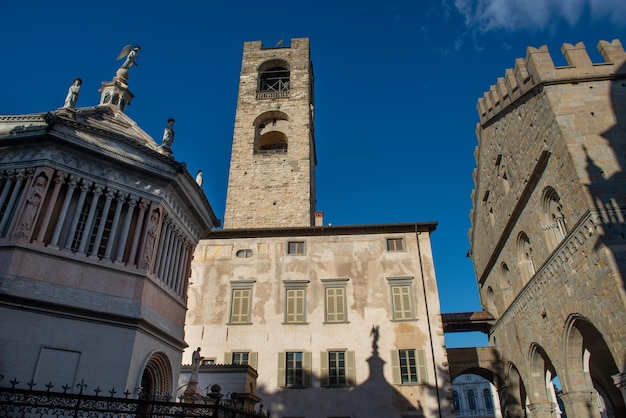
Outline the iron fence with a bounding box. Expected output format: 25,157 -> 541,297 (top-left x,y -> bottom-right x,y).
0,377 -> 269,418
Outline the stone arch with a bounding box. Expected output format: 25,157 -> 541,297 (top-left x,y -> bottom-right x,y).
502,362 -> 528,418
253,111 -> 290,154
257,59 -> 290,96
485,285 -> 498,318
528,343 -> 561,413
140,351 -> 173,398
542,186 -> 568,251
562,314 -> 624,415
516,231 -> 535,282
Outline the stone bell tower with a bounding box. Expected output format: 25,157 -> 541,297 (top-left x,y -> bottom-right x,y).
223,38 -> 316,229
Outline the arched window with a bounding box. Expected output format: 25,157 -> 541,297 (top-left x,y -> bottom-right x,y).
467,389 -> 477,410
258,59 -> 290,99
253,111 -> 289,154
542,187 -> 568,251
484,388 -> 494,410
517,232 -> 535,281
452,390 -> 460,411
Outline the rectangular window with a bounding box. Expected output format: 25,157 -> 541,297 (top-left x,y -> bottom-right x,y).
321,350 -> 355,387
283,280 -> 309,324
399,349 -> 418,383
391,285 -> 413,320
391,349 -> 428,385
329,351 -> 346,385
287,241 -> 305,255
386,238 -> 405,251
225,352 -> 258,369
322,278 -> 349,323
277,352 -> 312,387
230,288 -> 251,324
232,352 -> 249,365
325,287 -> 347,323
286,289 -> 306,323
387,277 -> 415,321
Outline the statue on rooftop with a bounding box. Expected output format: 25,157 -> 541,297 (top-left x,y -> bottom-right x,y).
63,78 -> 82,108
117,45 -> 141,70
195,170 -> 203,187
162,118 -> 175,149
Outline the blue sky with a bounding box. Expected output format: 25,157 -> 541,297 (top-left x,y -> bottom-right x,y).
2,1 -> 624,348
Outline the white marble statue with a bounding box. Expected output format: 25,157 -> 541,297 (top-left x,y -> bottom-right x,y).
195,171 -> 203,187
63,78 -> 82,108
117,45 -> 140,70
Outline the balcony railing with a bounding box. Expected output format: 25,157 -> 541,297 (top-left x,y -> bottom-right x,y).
256,90 -> 290,100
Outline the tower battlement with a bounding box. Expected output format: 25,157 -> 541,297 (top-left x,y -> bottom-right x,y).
477,39 -> 626,125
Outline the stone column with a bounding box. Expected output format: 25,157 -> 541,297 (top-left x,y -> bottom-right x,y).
104,193 -> 125,261
77,184 -> 102,255
0,169 -> 26,235
612,373 -> 626,415
0,172 -> 14,220
152,216 -> 168,276
526,402 -> 554,418
114,195 -> 138,264
36,172 -> 66,245
89,188 -> 116,259
128,199 -> 148,266
64,180 -> 91,251
167,235 -> 182,289
157,221 -> 174,281
49,175 -> 79,249
559,391 -> 600,418
175,242 -> 190,296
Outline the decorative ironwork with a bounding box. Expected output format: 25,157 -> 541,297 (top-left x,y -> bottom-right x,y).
0,378 -> 270,418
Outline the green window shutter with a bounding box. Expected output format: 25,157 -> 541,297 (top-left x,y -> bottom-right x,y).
337,288 -> 346,321
249,352 -> 258,369
325,288 -> 336,321
224,352 -> 232,364
346,351 -> 356,387
277,352 -> 286,387
320,351 -> 329,387
417,349 -> 428,384
390,350 -> 401,384
303,351 -> 312,387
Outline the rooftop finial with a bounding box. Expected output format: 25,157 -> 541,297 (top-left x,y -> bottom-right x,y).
115,45 -> 140,80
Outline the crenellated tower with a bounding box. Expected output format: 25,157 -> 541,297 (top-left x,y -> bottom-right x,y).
469,39 -> 626,416
223,38 -> 316,229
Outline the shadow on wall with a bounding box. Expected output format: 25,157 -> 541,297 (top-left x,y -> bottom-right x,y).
254,326 -> 451,418
589,60 -> 626,292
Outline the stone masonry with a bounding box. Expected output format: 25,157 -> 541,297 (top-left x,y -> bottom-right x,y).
469,40 -> 626,417
223,38 -> 316,229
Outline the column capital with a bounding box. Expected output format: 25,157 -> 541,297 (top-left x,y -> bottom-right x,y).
526,402 -> 555,414
105,188 -> 117,200
559,391 -> 595,406
54,171 -> 67,185
613,372 -> 626,389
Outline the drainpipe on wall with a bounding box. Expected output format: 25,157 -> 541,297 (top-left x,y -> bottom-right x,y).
416,229 -> 444,418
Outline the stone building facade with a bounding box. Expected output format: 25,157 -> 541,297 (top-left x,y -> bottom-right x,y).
0,65 -> 219,395
469,40 -> 626,417
183,39 -> 453,417
223,39 -> 316,229
452,373 -> 501,418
